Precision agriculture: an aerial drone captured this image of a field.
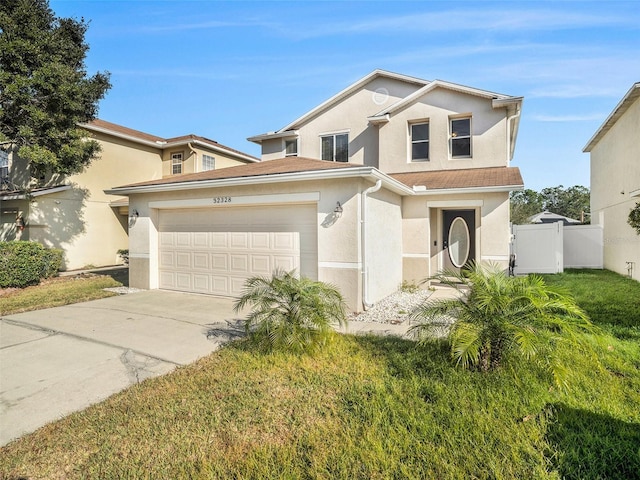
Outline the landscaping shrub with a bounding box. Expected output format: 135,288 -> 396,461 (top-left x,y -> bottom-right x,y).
234,269 -> 348,354
0,241 -> 63,288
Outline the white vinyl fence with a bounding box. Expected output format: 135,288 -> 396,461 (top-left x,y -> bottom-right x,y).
511,222 -> 603,275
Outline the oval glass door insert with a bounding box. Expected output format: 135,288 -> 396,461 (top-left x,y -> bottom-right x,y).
448,217 -> 470,268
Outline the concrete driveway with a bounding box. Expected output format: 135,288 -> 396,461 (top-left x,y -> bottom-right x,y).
0,290 -> 243,447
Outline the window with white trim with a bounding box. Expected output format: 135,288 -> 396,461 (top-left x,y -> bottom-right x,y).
0,150 -> 8,180
171,152 -> 183,175
285,139 -> 298,157
410,122 -> 429,161
450,117 -> 472,158
321,133 -> 348,162
202,154 -> 215,171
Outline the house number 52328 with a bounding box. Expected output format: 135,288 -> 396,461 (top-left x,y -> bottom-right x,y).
213,196 -> 232,204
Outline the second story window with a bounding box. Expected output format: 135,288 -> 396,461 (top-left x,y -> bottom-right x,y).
321,133 -> 348,162
285,139 -> 298,157
171,152 -> 183,175
451,117 -> 472,158
202,154 -> 215,171
0,150 -> 8,180
410,123 -> 429,162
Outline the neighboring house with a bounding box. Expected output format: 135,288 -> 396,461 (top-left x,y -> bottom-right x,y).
584,82 -> 640,281
528,211 -> 581,226
108,70 -> 523,311
0,119 -> 258,270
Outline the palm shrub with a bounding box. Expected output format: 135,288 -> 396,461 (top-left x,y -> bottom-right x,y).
234,269 -> 348,354
410,262 -> 594,388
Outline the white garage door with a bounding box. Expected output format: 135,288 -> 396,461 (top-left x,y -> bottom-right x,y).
158,204 -> 317,296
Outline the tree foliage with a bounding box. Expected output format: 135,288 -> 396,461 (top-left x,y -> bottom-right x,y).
628,202 -> 640,235
0,0 -> 110,181
510,185 -> 590,224
234,269 -> 348,354
410,263 -> 594,389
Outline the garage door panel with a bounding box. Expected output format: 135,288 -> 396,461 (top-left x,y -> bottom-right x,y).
211,232 -> 227,248
176,233 -> 191,247
176,252 -> 191,268
158,205 -> 317,297
193,274 -> 209,292
193,253 -> 209,269
273,255 -> 296,272
251,232 -> 270,249
176,273 -> 192,289
251,255 -> 271,274
211,276 -> 230,295
160,251 -> 175,268
211,253 -> 228,271
193,232 -> 209,248
160,232 -> 175,247
230,254 -> 249,273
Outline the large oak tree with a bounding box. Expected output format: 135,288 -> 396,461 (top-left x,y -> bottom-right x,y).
0,0 -> 110,183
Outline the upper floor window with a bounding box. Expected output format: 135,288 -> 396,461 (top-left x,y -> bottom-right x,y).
285,139 -> 298,157
451,117 -> 472,158
202,154 -> 215,171
0,150 -> 8,180
171,152 -> 183,175
410,123 -> 429,162
321,133 -> 348,162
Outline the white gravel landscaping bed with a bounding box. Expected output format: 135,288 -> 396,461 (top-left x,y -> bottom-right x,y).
348,289 -> 433,325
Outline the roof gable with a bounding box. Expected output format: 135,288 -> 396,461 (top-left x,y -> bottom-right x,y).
583,82 -> 640,152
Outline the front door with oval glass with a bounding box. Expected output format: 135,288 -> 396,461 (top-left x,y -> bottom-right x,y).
442,210 -> 476,271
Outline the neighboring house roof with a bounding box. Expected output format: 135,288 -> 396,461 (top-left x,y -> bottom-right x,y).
528,211 -> 581,225
583,82 -> 640,152
390,167 -> 524,193
83,119 -> 260,163
106,158 -> 522,197
0,184 -> 71,200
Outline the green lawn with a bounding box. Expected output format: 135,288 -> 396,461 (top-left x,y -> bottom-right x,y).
1,269 -> 639,479
0,274 -> 122,315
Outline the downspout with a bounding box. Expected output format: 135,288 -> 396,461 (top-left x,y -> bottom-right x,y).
361,179 -> 382,310
505,105 -> 520,166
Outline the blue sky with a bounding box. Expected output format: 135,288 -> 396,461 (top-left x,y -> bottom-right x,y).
50,0 -> 640,191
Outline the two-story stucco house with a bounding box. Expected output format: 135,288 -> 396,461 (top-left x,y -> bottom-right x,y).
108,70 -> 524,311
0,119 -> 258,270
584,83 -> 640,281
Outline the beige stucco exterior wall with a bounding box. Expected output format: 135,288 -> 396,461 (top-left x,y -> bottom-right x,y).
161,146 -> 255,177
365,186 -> 403,302
126,178 -> 404,312
378,89 -> 508,173
32,133 -> 163,270
590,96 -> 640,280
261,77 -> 423,165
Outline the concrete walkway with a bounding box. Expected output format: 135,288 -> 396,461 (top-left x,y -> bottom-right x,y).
0,287 -> 456,446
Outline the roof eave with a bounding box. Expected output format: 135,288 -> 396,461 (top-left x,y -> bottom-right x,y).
584,82 -> 640,152
105,166 -> 414,196
247,130 -> 299,144
410,184 -> 524,195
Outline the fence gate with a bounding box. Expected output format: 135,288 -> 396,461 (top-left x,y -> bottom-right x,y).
511,222 -> 603,275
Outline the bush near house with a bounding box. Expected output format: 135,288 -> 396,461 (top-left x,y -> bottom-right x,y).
0,241 -> 63,288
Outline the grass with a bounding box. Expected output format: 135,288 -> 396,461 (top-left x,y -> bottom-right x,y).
0,274 -> 123,315
1,269 -> 639,479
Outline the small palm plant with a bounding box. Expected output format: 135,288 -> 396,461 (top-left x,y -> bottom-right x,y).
410,262 -> 594,388
234,269 -> 348,354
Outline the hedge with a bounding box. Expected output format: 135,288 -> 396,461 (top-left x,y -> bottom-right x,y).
0,241 -> 63,288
